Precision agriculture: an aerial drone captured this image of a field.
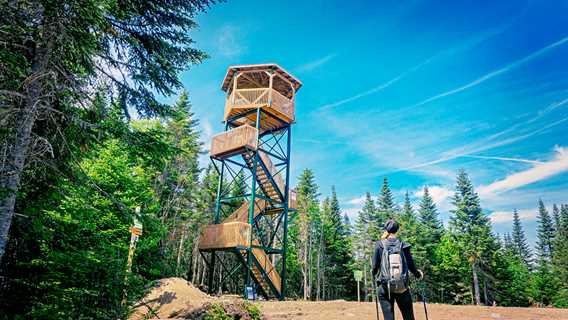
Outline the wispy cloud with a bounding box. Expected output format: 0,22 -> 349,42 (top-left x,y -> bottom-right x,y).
217,24 -> 245,58
410,35 -> 568,108
318,56 -> 434,110
490,208 -> 538,224
294,54 -> 337,73
479,146 -> 568,196
398,115 -> 568,172
460,155 -> 543,165
316,17 -> 529,112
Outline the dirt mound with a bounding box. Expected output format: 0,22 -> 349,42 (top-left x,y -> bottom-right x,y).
129,277 -> 212,319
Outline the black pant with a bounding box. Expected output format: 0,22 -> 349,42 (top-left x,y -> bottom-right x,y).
377,284 -> 415,320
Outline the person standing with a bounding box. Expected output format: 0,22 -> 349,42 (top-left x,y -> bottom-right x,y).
372,219 -> 423,320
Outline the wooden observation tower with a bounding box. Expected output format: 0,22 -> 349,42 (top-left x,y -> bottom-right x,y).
198,64 -> 301,300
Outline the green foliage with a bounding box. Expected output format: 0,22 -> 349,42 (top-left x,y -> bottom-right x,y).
322,187 -> 355,299
243,301 -> 262,320
204,303 -> 231,320
536,199 -> 555,262
511,209 -> 532,266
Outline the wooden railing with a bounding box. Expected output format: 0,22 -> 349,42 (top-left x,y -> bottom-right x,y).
198,222 -> 251,250
224,88 -> 294,123
210,124 -> 258,158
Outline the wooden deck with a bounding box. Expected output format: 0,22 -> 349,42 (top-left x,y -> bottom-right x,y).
198,222 -> 251,250
224,88 -> 295,129
210,124 -> 258,158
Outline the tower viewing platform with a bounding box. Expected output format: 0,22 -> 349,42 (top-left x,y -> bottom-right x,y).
197,63 -> 301,300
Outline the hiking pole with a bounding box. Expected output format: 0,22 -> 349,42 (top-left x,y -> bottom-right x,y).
372,274 -> 380,320
418,280 -> 429,320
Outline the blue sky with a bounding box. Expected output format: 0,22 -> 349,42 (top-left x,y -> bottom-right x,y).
177,0 -> 568,246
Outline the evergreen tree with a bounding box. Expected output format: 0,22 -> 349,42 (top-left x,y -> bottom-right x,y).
502,233 -> 515,254
352,193 -> 375,300
398,192 -> 421,255
553,204 -> 561,232
371,177 -> 395,237
552,205 -> 568,306
294,169 -> 320,300
418,186 -> 443,253
0,0 -> 214,264
323,187 -> 354,299
511,209 -> 532,266
377,177 -> 397,215
416,186 -> 443,298
449,170 -> 493,305
536,199 -> 555,262
534,200 -> 560,306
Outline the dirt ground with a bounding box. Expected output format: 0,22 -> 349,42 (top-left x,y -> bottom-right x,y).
259,300 -> 568,320
129,278 -> 568,320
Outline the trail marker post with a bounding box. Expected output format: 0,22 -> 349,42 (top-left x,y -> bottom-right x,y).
354,270 -> 363,302
122,207 -> 143,306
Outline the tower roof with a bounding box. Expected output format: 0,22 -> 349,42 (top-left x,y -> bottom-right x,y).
221,63 -> 302,92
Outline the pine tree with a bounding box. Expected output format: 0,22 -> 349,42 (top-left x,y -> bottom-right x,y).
295,169 -> 320,300
0,0 -> 214,264
552,205 -> 568,306
534,200 -> 560,306
418,186 -> 443,249
502,233 -> 515,254
352,193 -> 375,300
398,192 -> 421,252
416,186 -> 443,297
449,170 -> 493,305
553,204 -> 561,231
321,187 -> 354,299
377,177 -> 397,215
371,177 -> 395,237
536,199 -> 555,262
511,209 -> 532,266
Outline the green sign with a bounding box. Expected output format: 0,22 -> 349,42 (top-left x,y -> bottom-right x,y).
354,270 -> 363,282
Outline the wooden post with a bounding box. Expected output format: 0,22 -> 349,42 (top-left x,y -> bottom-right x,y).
354,270 -> 362,303
122,207 -> 143,306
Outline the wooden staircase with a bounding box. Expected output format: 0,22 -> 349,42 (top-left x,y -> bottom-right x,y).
248,240 -> 281,297
242,151 -> 284,203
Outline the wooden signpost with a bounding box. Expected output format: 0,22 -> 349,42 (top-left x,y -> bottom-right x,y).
122,207 -> 142,306
354,270 -> 363,302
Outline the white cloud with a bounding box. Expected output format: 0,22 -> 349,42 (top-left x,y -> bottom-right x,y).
343,207 -> 362,221
217,24 -> 245,58
490,208 -> 538,224
414,185 -> 453,211
410,35 -> 568,108
294,54 -> 336,73
201,118 -> 214,143
479,146 -> 568,196
460,154 -> 543,165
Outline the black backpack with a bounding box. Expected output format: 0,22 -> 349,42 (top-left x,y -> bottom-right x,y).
379,238 -> 409,295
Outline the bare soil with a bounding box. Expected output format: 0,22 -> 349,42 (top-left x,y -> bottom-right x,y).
129,277 -> 212,319
129,278 -> 568,319
259,300 -> 568,320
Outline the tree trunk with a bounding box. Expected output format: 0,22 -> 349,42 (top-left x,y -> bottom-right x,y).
316,242 -> 321,301
483,275 -> 489,305
472,260 -> 481,305
176,226 -> 187,276
0,57 -> 44,264
303,235 -> 308,300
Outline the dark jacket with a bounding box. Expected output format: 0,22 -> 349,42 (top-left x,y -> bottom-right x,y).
371,237 -> 420,280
